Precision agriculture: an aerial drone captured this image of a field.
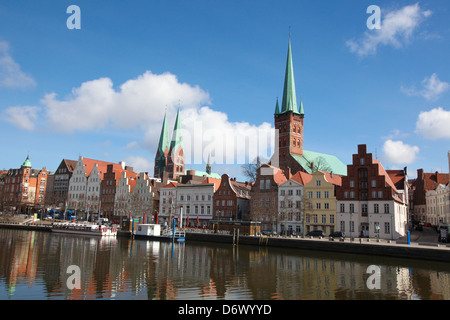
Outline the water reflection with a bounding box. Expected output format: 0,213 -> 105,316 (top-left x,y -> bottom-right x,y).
1,229 -> 450,300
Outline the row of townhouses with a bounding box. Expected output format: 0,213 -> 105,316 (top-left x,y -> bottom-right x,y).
1,39 -> 449,240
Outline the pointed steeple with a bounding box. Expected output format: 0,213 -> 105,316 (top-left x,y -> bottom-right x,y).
22,155 -> 31,168
206,153 -> 211,175
170,108 -> 183,152
281,39 -> 299,114
274,97 -> 280,115
299,98 -> 304,116
157,112 -> 170,155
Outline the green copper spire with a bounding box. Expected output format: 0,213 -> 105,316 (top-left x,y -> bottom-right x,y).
299,98 -> 304,115
22,155 -> 31,168
157,112 -> 170,155
170,108 -> 183,151
274,97 -> 280,115
281,39 -> 299,114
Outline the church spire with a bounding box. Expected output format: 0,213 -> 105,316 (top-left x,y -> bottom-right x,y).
274,97 -> 280,115
170,108 -> 183,152
157,112 -> 170,155
281,38 -> 299,114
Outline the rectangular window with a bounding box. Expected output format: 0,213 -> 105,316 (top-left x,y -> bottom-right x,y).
374,204 -> 379,213
349,204 -> 355,213
324,191 -> 329,198
316,191 -> 321,199
260,180 -> 264,190
324,203 -> 329,210
308,191 -> 313,199
265,180 -> 270,189
385,222 -> 390,234
330,215 -> 334,224
384,204 -> 390,213
316,203 -> 321,210
340,221 -> 345,232
361,204 -> 368,213
340,203 -> 345,213
316,180 -> 321,187
322,215 -> 326,224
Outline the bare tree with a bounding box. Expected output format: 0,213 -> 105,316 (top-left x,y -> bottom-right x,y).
304,156 -> 332,173
241,156 -> 267,183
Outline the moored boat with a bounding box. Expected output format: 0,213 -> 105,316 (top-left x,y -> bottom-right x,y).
51,222 -> 117,237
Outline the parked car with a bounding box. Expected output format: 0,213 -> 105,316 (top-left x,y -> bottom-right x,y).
306,230 -> 325,238
329,231 -> 345,239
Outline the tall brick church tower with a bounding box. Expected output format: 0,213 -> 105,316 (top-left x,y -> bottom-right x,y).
274,39 -> 305,174
154,109 -> 185,181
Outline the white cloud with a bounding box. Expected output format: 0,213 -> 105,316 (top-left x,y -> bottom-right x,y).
177,106 -> 274,166
346,3 -> 432,57
4,70 -> 275,166
415,107 -> 450,139
38,71 -> 210,133
3,106 -> 41,131
382,139 -> 420,164
0,41 -> 36,89
123,156 -> 153,173
401,73 -> 450,101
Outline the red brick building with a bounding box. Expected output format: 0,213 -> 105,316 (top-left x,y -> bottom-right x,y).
100,163 -> 135,221
213,174 -> 252,221
336,145 -> 408,239
250,164 -> 287,231
271,39 -> 347,177
2,156 -> 48,214
411,168 -> 449,222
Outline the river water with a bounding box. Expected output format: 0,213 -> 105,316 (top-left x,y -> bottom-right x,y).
1,228 -> 450,300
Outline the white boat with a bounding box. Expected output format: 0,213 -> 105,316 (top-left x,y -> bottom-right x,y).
51,222 -> 117,237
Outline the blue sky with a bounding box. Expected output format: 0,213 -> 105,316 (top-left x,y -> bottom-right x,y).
0,0 -> 449,181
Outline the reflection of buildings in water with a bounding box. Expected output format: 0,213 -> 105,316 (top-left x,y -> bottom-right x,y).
429,271 -> 450,300
272,253 -> 339,300
3,229 -> 450,300
1,230 -> 40,297
335,261 -> 417,299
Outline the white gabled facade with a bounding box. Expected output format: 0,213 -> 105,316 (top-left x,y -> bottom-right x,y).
426,183 -> 450,225
115,171 -> 136,218
159,182 -> 179,226
86,163 -> 102,216
278,179 -> 305,235
68,156 -> 88,212
130,172 -> 160,224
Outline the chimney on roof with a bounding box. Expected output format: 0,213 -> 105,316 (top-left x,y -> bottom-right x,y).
287,167 -> 292,179
358,144 -> 367,155
310,162 -> 314,170
119,161 -> 125,169
330,171 -> 333,178
436,171 -> 440,184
